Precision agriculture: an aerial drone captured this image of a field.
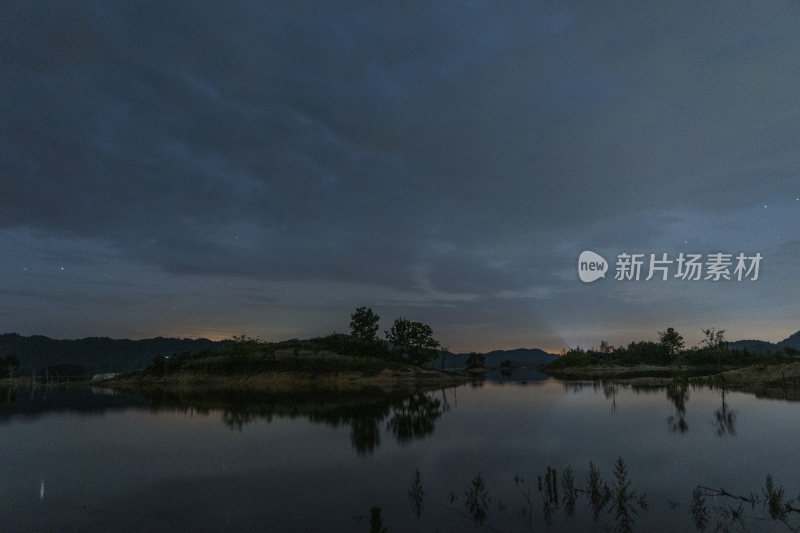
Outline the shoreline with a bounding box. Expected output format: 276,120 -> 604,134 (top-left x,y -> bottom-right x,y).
9,360 -> 800,402
102,366 -> 471,394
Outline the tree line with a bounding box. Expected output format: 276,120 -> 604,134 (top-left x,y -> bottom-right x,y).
548,326 -> 789,369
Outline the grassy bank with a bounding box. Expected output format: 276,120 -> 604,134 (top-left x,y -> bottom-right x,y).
706,362 -> 800,400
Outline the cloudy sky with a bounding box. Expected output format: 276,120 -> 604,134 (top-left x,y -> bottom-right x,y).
2,2 -> 799,352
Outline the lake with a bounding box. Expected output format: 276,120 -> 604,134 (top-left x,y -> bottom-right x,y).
1,376 -> 799,532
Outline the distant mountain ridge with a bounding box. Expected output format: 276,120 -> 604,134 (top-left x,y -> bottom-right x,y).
482,348 -> 559,367
0,333 -> 228,376
1,333 -> 559,376
728,329 -> 800,354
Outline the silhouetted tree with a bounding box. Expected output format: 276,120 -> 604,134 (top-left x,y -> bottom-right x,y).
349,307 -> 380,342
621,341 -> 669,365
465,353 -> 486,370
701,328 -> 726,350
599,340 -> 613,364
658,328 -> 684,360
702,328 -> 727,368
385,318 -> 440,366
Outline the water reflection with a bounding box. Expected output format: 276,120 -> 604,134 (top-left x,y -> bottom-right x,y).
561,380 -> 622,414
666,382 -> 689,434
369,506 -> 388,533
4,379 -> 800,532
0,385 -> 15,410
0,384 -> 148,421
0,383 -> 449,454
373,460 -> 800,533
602,380 -> 619,414
562,380 -> 744,439
408,468 -> 424,519
387,393 -> 443,445
691,475 -> 800,531
714,388 -> 736,437
462,473 -> 491,526
442,458 -> 647,532
142,386 -> 448,454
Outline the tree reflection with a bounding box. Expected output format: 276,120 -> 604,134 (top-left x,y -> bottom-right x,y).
408,468 -> 424,518
369,506 -> 388,533
138,386 -> 448,454
351,416 -> 382,455
691,475 -> 800,531
666,382 -> 689,433
562,381 -> 620,414
0,385 -> 15,410
602,381 -> 619,414
447,458 -> 646,532
713,388 -> 736,437
386,393 -> 442,444
365,461 -> 800,532
463,473 -> 491,525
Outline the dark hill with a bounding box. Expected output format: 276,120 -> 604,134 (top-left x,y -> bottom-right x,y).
777,330 -> 800,351
482,348 -> 558,368
728,329 -> 800,355
0,333 -> 228,377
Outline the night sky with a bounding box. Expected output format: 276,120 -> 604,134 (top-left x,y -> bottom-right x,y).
2,2 -> 799,353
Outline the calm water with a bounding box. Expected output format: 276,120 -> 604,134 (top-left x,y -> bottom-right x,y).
1,377 -> 799,532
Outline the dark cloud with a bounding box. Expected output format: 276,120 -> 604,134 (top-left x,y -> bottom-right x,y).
2,1 -> 799,349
